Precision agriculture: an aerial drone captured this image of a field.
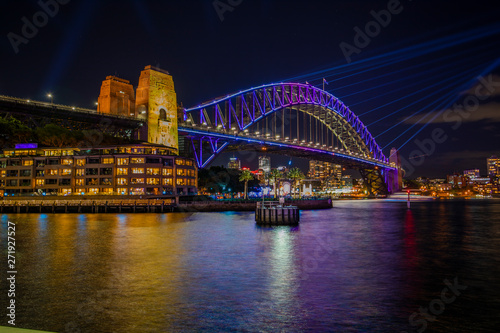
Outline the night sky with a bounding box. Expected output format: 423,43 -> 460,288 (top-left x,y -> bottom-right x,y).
1,0 -> 499,178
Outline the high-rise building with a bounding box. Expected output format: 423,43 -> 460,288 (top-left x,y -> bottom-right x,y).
259,156 -> 271,173
97,76 -> 136,117
463,169 -> 480,179
308,160 -> 342,188
228,157 -> 241,170
487,156 -> 500,178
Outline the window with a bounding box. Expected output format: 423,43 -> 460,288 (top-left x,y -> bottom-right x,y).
21,170 -> 31,177
20,179 -> 31,186
117,158 -> 129,165
35,160 -> 45,167
86,168 -> 98,175
131,157 -> 145,164
47,169 -> 58,176
36,170 -> 44,177
117,188 -> 127,195
7,180 -> 18,186
101,188 -> 113,195
60,189 -> 72,195
147,168 -> 160,175
131,168 -> 144,174
147,178 -> 160,185
117,178 -> 128,185
9,160 -> 21,166
87,188 -> 99,195
162,168 -> 173,176
130,178 -> 144,185
88,158 -> 100,164
176,178 -> 186,186
75,179 -> 84,186
61,159 -> 73,165
100,178 -> 112,186
46,179 -> 57,185
130,188 -> 145,195
61,169 -> 72,176
7,170 -> 18,177
102,157 -> 114,164
22,160 -> 33,166
48,159 -> 59,165
186,160 -> 193,166
86,178 -> 99,186
76,169 -> 85,176
117,168 -> 128,175
76,159 -> 86,166
146,157 -> 161,164
177,169 -> 186,176
163,178 -> 173,186
175,159 -> 185,166
59,179 -> 71,186
100,168 -> 113,175
163,159 -> 173,167
36,179 -> 45,186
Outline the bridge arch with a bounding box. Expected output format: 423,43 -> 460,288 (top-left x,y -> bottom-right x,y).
181,83 -> 388,165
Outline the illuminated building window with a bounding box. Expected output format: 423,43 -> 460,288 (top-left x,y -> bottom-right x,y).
61,159 -> 73,165
131,157 -> 145,164
101,188 -> 113,195
88,188 -> 99,195
61,169 -> 72,176
75,179 -> 84,186
186,160 -> 193,166
22,160 -> 33,166
76,188 -> 85,194
117,158 -> 129,165
177,169 -> 186,176
103,157 -> 114,164
76,169 -> 85,176
47,169 -> 58,176
36,179 -> 45,186
175,159 -> 185,166
117,168 -> 128,175
147,178 -> 159,185
76,159 -> 86,166
117,187 -> 127,194
60,189 -> 72,195
130,187 -> 145,195
162,168 -> 173,176
132,168 -> 144,174
147,168 -> 160,175
117,178 -> 128,185
163,178 -> 173,185
176,178 -> 186,186
130,178 -> 144,185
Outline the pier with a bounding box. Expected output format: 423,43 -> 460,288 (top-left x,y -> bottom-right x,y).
255,201 -> 300,225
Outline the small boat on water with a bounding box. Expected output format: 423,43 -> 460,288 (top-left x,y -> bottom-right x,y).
385,192 -> 435,202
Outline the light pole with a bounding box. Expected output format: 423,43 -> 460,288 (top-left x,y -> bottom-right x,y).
47,93 -> 53,104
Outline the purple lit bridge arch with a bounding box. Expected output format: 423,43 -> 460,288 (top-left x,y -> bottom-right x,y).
179,83 -> 401,194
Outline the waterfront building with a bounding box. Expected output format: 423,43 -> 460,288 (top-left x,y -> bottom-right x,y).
487,156 -> 500,179
258,156 -> 271,174
228,157 -> 241,170
463,169 -> 480,179
447,174 -> 468,188
308,160 -> 342,188
0,143 -> 197,197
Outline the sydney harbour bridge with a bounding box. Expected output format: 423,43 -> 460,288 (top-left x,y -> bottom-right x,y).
0,82 -> 402,195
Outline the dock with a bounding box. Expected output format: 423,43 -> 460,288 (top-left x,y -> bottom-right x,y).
255,201 -> 300,225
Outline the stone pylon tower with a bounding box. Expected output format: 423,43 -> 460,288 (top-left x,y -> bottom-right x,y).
388,147 -> 403,192
136,65 -> 179,154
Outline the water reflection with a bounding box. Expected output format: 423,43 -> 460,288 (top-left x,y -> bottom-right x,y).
1,200 -> 499,332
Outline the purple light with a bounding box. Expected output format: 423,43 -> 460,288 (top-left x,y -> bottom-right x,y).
15,143 -> 38,149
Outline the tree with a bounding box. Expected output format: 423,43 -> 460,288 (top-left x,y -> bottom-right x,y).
0,116 -> 33,147
287,167 -> 305,198
268,169 -> 283,199
239,170 -> 254,200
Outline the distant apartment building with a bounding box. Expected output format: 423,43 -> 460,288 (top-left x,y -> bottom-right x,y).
463,169 -> 480,179
258,156 -> 271,174
0,143 -> 197,197
487,156 -> 500,179
447,174 -> 468,188
308,160 -> 342,188
227,157 -> 241,170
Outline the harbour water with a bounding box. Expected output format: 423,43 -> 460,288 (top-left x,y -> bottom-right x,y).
1,200 -> 500,332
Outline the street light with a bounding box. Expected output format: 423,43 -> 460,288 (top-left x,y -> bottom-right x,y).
47,93 -> 53,104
